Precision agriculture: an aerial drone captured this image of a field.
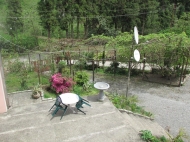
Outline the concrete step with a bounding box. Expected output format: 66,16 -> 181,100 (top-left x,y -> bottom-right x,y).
120,110 -> 168,138
0,96 -> 144,142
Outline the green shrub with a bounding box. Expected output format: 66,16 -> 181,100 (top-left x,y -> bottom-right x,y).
140,130 -> 155,142
83,82 -> 93,92
7,59 -> 23,73
62,67 -> 70,77
105,61 -> 119,74
6,59 -> 30,90
13,34 -> 38,51
140,130 -> 168,142
85,52 -> 94,60
57,60 -> 66,73
72,84 -> 98,96
168,128 -> 188,142
73,58 -> 86,71
19,65 -> 29,90
104,61 -> 127,75
140,129 -> 188,142
74,71 -> 89,86
50,63 -> 56,75
117,67 -> 127,75
107,93 -> 153,117
131,68 -> 142,76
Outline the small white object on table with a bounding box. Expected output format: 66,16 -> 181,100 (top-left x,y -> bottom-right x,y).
59,93 -> 79,113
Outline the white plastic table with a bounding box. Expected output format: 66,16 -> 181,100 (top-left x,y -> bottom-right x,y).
59,93 -> 79,113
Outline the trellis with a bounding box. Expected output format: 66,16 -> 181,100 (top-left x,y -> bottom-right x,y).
3,33 -> 190,87
139,36 -> 190,87
11,48 -> 117,85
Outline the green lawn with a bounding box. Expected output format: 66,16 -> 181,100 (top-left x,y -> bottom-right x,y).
5,71 -> 49,93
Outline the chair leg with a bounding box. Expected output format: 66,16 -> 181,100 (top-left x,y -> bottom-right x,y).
49,104 -> 55,111
83,102 -> 91,107
60,106 -> 68,120
77,108 -> 86,115
52,107 -> 59,116
82,98 -> 89,103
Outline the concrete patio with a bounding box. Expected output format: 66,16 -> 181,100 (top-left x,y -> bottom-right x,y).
0,91 -> 168,142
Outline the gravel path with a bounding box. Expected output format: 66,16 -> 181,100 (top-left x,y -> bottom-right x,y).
94,74 -> 190,140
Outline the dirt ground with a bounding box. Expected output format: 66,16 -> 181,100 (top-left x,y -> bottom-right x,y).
93,73 -> 190,141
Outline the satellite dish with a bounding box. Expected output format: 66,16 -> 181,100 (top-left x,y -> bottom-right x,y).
134,49 -> 140,62
134,26 -> 139,44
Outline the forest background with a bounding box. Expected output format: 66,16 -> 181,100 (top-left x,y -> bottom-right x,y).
0,0 -> 190,48
1,0 -> 190,86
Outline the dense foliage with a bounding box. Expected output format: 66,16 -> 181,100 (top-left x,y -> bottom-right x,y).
6,0 -> 23,37
1,0 -> 190,41
37,0 -> 57,38
50,73 -> 75,93
74,71 -> 89,86
1,0 -> 190,79
36,0 -> 190,37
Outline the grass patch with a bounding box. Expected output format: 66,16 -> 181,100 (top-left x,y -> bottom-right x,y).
107,93 -> 153,117
5,71 -> 50,93
72,84 -> 99,96
140,129 -> 188,142
43,90 -> 57,98
42,83 -> 99,99
140,130 -> 167,142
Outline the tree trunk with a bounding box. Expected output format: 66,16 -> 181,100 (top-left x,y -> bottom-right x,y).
114,20 -> 117,31
84,18 -> 88,38
141,19 -> 145,35
66,29 -> 68,38
77,16 -> 80,38
48,28 -> 51,39
71,19 -> 74,38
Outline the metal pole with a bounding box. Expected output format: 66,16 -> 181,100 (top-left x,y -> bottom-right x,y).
92,59 -> 95,83
179,56 -> 185,86
38,54 -> 41,84
126,35 -> 134,97
126,59 -> 131,97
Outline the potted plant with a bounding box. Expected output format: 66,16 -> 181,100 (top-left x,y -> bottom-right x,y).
32,83 -> 43,99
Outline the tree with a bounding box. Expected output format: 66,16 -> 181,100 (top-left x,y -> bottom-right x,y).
37,0 -> 58,38
138,0 -> 159,35
6,0 -> 23,37
75,0 -> 88,38
68,0 -> 77,38
162,12 -> 190,37
158,0 -> 173,29
83,0 -> 99,37
96,0 -> 119,36
119,0 -> 140,33
56,0 -> 69,37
